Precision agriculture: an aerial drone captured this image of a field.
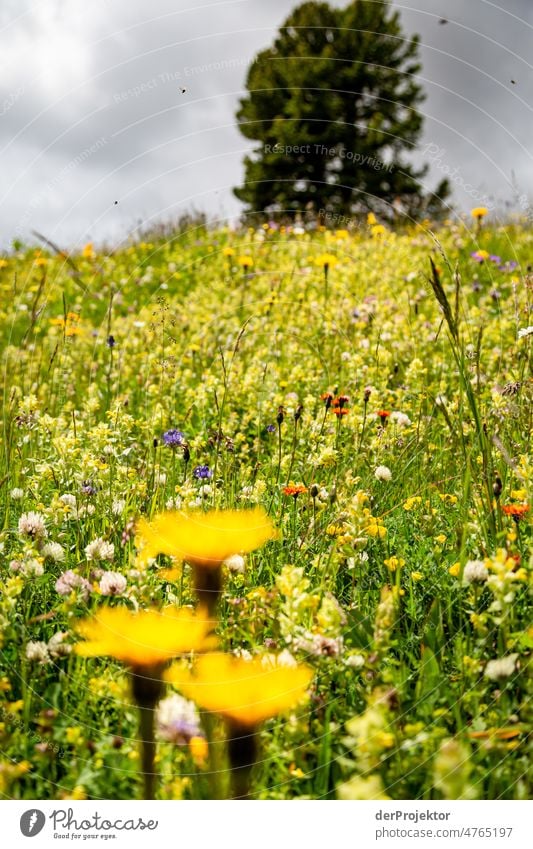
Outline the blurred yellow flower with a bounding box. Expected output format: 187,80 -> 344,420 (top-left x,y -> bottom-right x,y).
136,508 -> 277,569
167,652 -> 313,728
471,207 -> 488,219
75,606 -> 213,669
237,255 -> 253,268
314,252 -> 338,269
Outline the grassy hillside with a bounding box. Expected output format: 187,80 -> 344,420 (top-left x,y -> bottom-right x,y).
0,217 -> 531,800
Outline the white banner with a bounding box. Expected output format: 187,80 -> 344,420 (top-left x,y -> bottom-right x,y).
3,800 -> 530,848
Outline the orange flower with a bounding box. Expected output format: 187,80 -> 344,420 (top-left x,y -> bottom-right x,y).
501,504 -> 529,520
376,409 -> 390,421
283,484 -> 308,498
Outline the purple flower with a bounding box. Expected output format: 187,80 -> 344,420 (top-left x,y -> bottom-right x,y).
266,424 -> 276,433
499,261 -> 518,272
163,429 -> 185,447
81,481 -> 97,496
489,255 -> 501,264
193,465 -> 212,480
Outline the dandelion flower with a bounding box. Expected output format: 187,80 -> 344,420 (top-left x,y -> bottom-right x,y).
374,465 -> 392,482
471,207 -> 488,219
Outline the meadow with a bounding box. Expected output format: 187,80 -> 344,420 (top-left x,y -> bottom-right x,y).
0,213 -> 531,801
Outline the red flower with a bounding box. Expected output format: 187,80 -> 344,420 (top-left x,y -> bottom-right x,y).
376,409 -> 391,421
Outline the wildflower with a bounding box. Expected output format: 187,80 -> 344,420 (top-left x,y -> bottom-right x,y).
85,537 -> 115,562
99,571 -> 127,596
338,774 -> 390,801
48,632 -> 72,658
18,511 -> 47,541
137,508 -> 275,570
517,326 -> 533,339
222,246 -> 235,258
448,562 -> 461,577
26,641 -> 50,664
136,508 -> 277,613
501,503 -> 529,521
10,488 -> 24,500
463,560 -> 489,584
411,571 -> 423,581
314,253 -> 338,270
162,429 -> 184,446
167,652 -> 312,728
193,465 -> 212,480
384,556 -> 404,573
41,542 -> 65,563
471,207 -> 488,219
471,250 -> 489,262
282,484 -> 308,498
371,224 -> 387,237
237,255 -> 253,269
189,735 -> 208,766
390,411 -> 411,427
374,465 -> 392,482
223,554 -> 246,574
75,606 -> 212,670
484,654 -> 519,682
55,570 -> 92,600
376,409 -> 390,423
156,693 -> 202,744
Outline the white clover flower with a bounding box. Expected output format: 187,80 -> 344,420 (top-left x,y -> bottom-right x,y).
59,494 -> 77,508
345,653 -> 365,669
374,465 -> 392,482
26,641 -> 50,664
85,537 -> 114,562
156,694 -> 202,744
22,558 -> 44,577
41,542 -> 65,563
484,654 -> 519,681
18,511 -> 47,540
48,632 -> 72,658
390,411 -> 411,427
223,554 -> 246,574
517,326 -> 533,339
99,571 -> 127,596
463,560 -> 489,584
10,488 -> 24,500
111,499 -> 126,515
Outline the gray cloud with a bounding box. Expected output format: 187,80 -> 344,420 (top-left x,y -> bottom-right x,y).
0,0 -> 531,248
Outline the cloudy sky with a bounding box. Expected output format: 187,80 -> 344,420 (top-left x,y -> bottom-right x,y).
1,0 -> 532,248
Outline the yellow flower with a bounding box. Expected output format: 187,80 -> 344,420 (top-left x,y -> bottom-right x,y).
222,247 -> 235,257
367,212 -> 377,226
189,735 -> 208,766
136,508 -> 277,569
75,606 -> 212,669
435,534 -> 447,545
411,571 -> 423,582
449,562 -> 461,577
237,255 -> 253,268
371,224 -> 386,238
166,652 -> 313,728
471,207 -> 488,219
384,556 -> 405,573
314,252 -> 338,269
82,242 -> 95,259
